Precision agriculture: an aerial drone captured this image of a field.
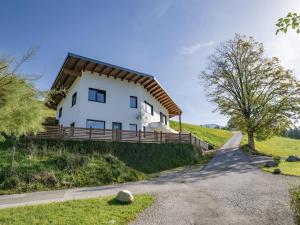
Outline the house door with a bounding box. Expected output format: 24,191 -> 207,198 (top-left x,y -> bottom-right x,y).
112,122 -> 122,141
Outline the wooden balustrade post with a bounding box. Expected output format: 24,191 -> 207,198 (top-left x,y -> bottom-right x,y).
60,125 -> 64,139
189,133 -> 192,144
138,129 -> 141,142
89,127 -> 92,139
160,131 -> 163,144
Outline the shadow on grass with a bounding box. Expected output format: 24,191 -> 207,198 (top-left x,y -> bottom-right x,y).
107,198 -> 131,206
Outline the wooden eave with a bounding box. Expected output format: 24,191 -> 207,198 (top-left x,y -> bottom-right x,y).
49,53 -> 182,117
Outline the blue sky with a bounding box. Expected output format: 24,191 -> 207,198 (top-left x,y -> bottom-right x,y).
1,0 -> 300,125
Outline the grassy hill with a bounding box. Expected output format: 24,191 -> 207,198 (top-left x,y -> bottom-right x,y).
243,136 -> 300,176
0,138 -> 208,194
170,120 -> 233,149
254,136 -> 300,157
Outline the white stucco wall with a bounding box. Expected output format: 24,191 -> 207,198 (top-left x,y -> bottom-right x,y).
56,71 -> 170,131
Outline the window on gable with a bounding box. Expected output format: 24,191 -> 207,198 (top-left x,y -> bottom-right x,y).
58,107 -> 62,118
130,96 -> 137,108
160,112 -> 167,125
88,88 -> 106,103
71,92 -> 77,107
144,101 -> 153,115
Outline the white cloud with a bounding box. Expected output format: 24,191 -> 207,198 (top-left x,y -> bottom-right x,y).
264,34 -> 300,78
180,41 -> 215,55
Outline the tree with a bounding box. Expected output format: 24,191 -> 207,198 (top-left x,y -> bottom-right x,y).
200,34 -> 300,150
0,52 -> 53,176
226,118 -> 236,130
276,12 -> 300,34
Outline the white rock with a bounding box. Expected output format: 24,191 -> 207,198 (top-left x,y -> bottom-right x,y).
116,190 -> 134,203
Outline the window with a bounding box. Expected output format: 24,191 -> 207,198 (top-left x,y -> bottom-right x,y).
129,124 -> 138,132
88,88 -> 106,103
58,107 -> 62,118
144,101 -> 153,115
130,96 -> 137,108
71,92 -> 77,106
86,119 -> 105,129
160,112 -> 167,125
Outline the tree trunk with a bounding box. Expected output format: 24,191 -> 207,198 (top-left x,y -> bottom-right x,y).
247,131 -> 255,151
9,142 -> 16,177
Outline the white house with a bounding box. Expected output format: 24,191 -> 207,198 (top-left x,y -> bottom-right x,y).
48,53 -> 182,133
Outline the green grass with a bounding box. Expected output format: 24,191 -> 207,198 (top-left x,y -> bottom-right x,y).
170,120 -> 233,149
292,188 -> 300,225
263,161 -> 300,176
253,136 -> 300,157
0,194 -> 155,225
242,136 -> 300,176
0,138 -> 207,194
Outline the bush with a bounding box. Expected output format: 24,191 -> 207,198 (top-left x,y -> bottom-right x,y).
31,171 -> 58,186
2,176 -> 20,190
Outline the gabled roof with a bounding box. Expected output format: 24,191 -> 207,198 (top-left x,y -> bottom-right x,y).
49,53 -> 182,117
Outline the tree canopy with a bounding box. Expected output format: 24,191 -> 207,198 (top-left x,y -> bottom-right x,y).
200,34 -> 300,150
276,12 -> 300,34
0,54 -> 52,141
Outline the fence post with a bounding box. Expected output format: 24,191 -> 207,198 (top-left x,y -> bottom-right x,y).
160,131 -> 163,144
60,125 -> 64,139
189,133 -> 192,144
89,127 -> 92,139
138,129 -> 141,142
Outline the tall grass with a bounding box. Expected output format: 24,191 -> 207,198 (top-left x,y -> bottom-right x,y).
0,138 -> 205,194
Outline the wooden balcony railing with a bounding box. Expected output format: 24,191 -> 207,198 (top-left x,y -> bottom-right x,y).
32,125 -> 209,152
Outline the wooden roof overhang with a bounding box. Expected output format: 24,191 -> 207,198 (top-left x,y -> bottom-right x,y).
49,53 -> 182,117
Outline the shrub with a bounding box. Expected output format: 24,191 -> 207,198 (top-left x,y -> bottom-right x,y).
31,171 -> 58,186
2,176 -> 20,190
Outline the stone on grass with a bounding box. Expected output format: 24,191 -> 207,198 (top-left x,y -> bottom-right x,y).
264,161 -> 278,168
116,190 -> 134,203
286,156 -> 300,162
273,168 -> 281,175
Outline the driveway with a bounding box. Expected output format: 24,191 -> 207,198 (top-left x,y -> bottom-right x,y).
0,132 -> 299,225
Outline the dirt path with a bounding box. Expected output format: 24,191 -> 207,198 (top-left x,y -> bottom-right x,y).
0,132 -> 299,224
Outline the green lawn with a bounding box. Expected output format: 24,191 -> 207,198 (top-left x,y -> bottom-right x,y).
254,136 -> 300,157
243,136 -> 300,176
0,195 -> 154,225
263,161 -> 300,176
170,120 -> 233,149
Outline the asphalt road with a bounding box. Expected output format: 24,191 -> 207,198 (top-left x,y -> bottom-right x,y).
0,132 -> 299,225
